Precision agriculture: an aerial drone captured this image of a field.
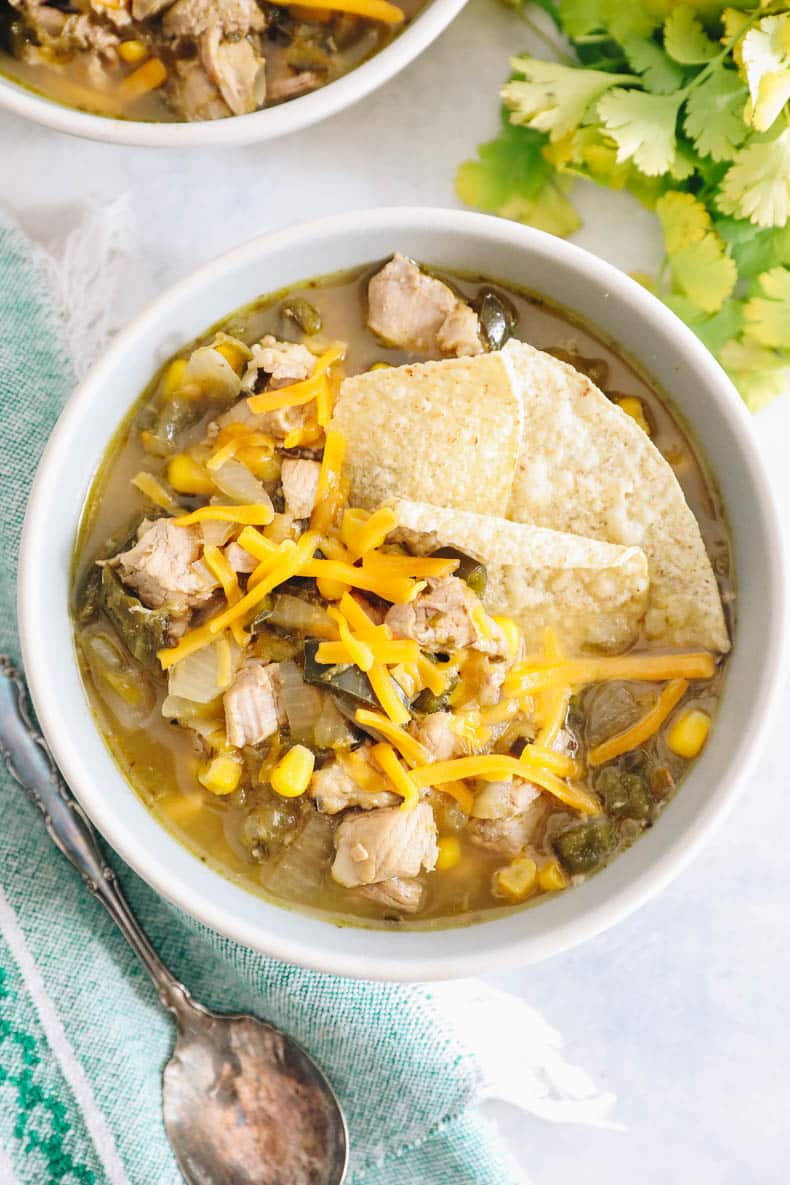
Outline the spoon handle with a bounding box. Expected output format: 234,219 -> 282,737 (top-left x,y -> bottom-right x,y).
0,656 -> 196,1020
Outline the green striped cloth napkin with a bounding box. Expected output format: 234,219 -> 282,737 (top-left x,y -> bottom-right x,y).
0,209 -> 613,1185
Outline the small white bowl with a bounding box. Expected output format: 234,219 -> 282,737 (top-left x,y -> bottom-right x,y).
19,208 -> 788,980
0,0 -> 466,146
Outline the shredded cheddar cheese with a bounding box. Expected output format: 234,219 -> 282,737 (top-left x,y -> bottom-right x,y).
326,606 -> 374,672
310,429 -> 347,534
157,533 -> 317,670
130,471 -> 180,513
409,754 -> 601,815
505,651 -> 716,697
340,507 -> 398,558
588,678 -> 689,767
354,709 -> 430,767
173,504 -> 274,528
203,545 -> 249,647
371,743 -> 419,811
368,665 -> 410,725
301,559 -> 425,605
360,551 -> 459,579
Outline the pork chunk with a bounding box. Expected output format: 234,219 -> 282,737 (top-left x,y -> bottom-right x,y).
224,660 -> 285,748
359,877 -> 425,914
409,711 -> 464,761
470,779 -> 541,820
168,59 -> 230,121
367,254 -> 484,357
242,335 -> 316,392
385,576 -> 483,652
112,519 -> 217,612
224,541 -> 258,575
310,761 -> 397,814
163,0 -> 262,38
281,458 -> 321,520
200,26 -> 264,116
332,803 -> 438,887
468,792 -> 548,857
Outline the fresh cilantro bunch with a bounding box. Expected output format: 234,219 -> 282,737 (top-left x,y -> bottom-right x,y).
456,0 -> 790,409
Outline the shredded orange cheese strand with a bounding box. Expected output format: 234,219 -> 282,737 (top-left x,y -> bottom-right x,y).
246,370 -> 326,414
588,678 -> 690,767
409,754 -> 601,816
310,430 -> 347,534
360,551 -> 459,579
157,533 -> 316,670
354,709 -> 430,767
130,471 -> 180,513
325,606 -> 374,672
371,743 -> 419,810
236,525 -> 279,562
316,638 -> 419,666
302,559 -> 425,605
519,744 -> 583,780
438,780 -> 475,815
340,507 -> 399,558
368,665 -> 410,725
535,627 -> 570,746
505,651 -> 716,696
282,0 -> 405,22
173,504 -> 274,528
415,653 -> 453,696
206,438 -> 239,471
203,545 -> 249,647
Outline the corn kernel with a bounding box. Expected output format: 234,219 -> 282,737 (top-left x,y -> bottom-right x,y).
166,453 -> 214,495
161,358 -> 188,399
198,753 -> 242,796
436,835 -> 461,871
118,39 -> 148,64
368,361 -> 392,370
538,859 -> 568,893
617,397 -> 651,436
118,56 -> 167,100
667,707 -> 710,759
491,615 -> 521,658
271,744 -> 315,798
493,856 -> 538,904
215,341 -> 247,375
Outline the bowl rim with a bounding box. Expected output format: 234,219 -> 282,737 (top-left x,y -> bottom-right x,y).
18,207 -> 789,980
0,0 -> 467,147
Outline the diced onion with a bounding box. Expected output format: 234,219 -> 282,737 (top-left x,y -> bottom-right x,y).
182,346 -> 241,402
212,458 -> 274,512
168,639 -> 241,703
314,698 -> 356,749
267,594 -> 335,638
277,660 -> 324,743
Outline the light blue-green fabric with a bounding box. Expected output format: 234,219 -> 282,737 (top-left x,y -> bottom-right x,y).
0,216 -> 525,1185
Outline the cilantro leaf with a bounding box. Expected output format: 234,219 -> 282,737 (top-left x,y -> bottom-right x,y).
718,128 -> 790,228
716,217 -> 790,277
663,6 -> 719,65
662,295 -> 745,355
720,339 -> 790,411
669,233 -> 738,313
742,15 -> 790,132
743,266 -> 790,348
455,118 -> 582,237
623,35 -> 687,93
656,191 -> 711,252
684,65 -> 749,161
558,0 -> 662,42
597,88 -> 682,175
503,57 -> 636,141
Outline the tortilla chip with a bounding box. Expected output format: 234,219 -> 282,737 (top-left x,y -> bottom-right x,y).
502,341 -> 730,652
390,499 -> 650,654
331,353 -> 522,517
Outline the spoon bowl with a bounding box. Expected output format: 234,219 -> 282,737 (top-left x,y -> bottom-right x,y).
165,1002 -> 348,1185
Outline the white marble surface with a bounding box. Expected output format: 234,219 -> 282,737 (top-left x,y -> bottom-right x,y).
2,0 -> 789,1180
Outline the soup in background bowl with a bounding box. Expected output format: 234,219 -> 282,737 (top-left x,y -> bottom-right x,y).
0,0 -> 466,144
19,210 -> 786,979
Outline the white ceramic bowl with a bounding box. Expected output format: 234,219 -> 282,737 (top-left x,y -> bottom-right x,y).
0,0 -> 466,146
19,208 -> 787,980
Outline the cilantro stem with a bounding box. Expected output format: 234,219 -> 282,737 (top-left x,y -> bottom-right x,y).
519,5 -> 575,65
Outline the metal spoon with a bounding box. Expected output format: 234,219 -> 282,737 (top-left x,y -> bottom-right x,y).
0,657 -> 348,1185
